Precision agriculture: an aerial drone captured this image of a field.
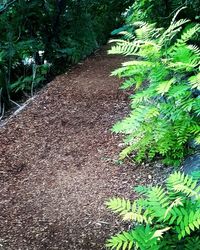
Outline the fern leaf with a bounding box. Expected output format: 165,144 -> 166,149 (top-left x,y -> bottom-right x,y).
195,135 -> 200,145
147,187 -> 169,218
106,226 -> 158,250
167,172 -> 200,199
167,61 -> 199,71
173,183 -> 200,199
119,146 -> 134,160
106,197 -> 152,224
188,45 -> 200,57
159,19 -> 190,45
106,231 -> 134,250
164,198 -> 183,219
106,198 -> 132,215
156,78 -> 175,95
176,24 -> 200,46
151,227 -> 171,239
119,78 -> 136,90
134,185 -> 150,196
134,22 -> 159,40
185,236 -> 200,250
122,60 -> 153,68
189,73 -> 200,90
178,209 -> 200,239
108,40 -> 141,56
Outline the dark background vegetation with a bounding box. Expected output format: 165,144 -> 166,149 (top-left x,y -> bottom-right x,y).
127,0 -> 200,25
0,0 -> 131,114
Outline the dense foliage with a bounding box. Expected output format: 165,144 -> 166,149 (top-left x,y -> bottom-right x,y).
126,0 -> 200,26
109,12 -> 200,166
0,0 -> 131,116
106,171 -> 200,249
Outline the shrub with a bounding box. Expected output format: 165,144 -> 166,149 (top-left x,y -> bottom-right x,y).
109,15 -> 200,166
106,171 -> 200,249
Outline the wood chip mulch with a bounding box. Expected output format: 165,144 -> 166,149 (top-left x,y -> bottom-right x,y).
0,47 -> 172,250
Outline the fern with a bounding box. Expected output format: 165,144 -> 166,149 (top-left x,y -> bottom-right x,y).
110,11 -> 200,166
106,230 -> 135,250
159,18 -> 190,45
189,73 -> 200,90
167,171 -> 200,199
156,78 -> 175,95
107,226 -> 160,250
109,40 -> 142,56
106,198 -> 152,224
172,24 -> 200,47
185,237 -> 200,250
106,172 -> 200,249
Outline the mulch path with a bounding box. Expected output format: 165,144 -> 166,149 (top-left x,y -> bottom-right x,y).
0,47 -> 171,250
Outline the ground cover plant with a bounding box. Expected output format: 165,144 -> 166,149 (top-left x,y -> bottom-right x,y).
106,171 -> 200,249
109,11 -> 200,166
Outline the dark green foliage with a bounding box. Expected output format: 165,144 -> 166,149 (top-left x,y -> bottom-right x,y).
106,171 -> 200,249
109,14 -> 200,166
0,0 -> 131,115
125,0 -> 200,26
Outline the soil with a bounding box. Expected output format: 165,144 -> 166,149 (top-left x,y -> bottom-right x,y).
0,47 -> 172,250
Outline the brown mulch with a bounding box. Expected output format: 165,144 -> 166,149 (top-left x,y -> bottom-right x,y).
0,47 -> 171,250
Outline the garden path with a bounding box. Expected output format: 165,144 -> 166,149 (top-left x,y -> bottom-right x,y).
0,47 -> 165,249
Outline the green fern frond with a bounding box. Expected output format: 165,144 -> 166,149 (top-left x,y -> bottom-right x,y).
188,45 -> 200,57
135,23 -> 158,40
167,61 -> 199,72
111,64 -> 148,78
108,40 -> 141,56
175,24 -> 200,47
185,236 -> 200,250
177,209 -> 200,239
151,227 -> 171,239
106,172 -> 200,249
167,84 -> 190,99
134,185 -> 150,196
147,187 -> 169,218
156,78 -> 175,95
122,60 -> 153,68
107,226 -> 159,250
106,226 -> 159,250
164,198 -> 183,219
173,183 -> 200,199
112,105 -> 157,134
119,145 -> 135,160
189,73 -> 200,90
130,87 -> 156,105
119,75 -> 144,90
195,134 -> 200,144
122,211 -> 150,223
149,64 -> 169,83
106,198 -> 132,214
167,172 -> 200,199
139,44 -> 161,59
106,198 -> 152,224
106,231 -> 135,250
193,98 -> 200,116
118,31 -> 135,40
159,19 -> 190,45
119,78 -> 135,90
